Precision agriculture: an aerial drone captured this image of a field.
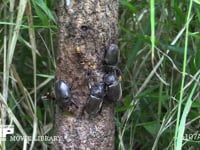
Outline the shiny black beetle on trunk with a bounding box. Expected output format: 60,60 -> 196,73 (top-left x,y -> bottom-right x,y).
103,73 -> 122,102
55,80 -> 71,108
85,83 -> 105,116
104,44 -> 119,66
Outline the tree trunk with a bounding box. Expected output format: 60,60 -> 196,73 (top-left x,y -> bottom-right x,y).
54,0 -> 118,149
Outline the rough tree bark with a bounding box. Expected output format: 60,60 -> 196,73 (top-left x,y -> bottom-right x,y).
54,0 -> 118,149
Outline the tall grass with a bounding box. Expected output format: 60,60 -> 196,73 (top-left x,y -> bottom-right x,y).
174,0 -> 193,149
0,0 -> 56,149
118,0 -> 200,149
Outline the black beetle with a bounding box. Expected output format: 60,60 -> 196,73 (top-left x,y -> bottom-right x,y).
85,83 -> 105,116
55,80 -> 71,108
104,44 -> 119,66
103,73 -> 122,102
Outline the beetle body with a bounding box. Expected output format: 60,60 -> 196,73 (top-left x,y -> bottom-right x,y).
85,83 -> 105,116
55,80 -> 71,108
104,73 -> 122,102
85,95 -> 103,116
104,44 -> 119,66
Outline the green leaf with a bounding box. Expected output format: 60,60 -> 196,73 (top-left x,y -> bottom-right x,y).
159,42 -> 194,55
191,102 -> 200,108
119,0 -> 136,13
31,0 -> 56,25
36,74 -> 54,79
193,0 -> 200,5
37,107 -> 43,121
142,121 -> 160,136
115,95 -> 133,112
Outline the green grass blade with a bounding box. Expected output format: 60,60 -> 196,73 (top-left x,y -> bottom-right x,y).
150,0 -> 155,60
174,0 -> 193,149
176,75 -> 200,149
8,0 -> 28,67
31,0 -> 56,24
